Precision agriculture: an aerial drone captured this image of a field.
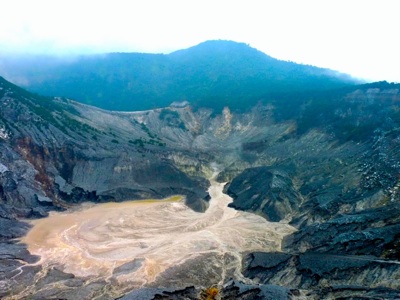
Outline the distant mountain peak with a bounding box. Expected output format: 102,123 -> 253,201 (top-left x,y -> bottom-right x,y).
170,39 -> 271,60
179,39 -> 253,50
0,40 -> 359,111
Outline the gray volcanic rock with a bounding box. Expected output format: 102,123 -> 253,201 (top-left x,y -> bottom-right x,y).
245,252 -> 292,270
283,203 -> 400,258
243,252 -> 400,299
0,217 -> 30,240
0,241 -> 41,298
118,286 -> 198,300
70,156 -> 209,211
221,280 -> 294,300
224,167 -> 301,221
119,280 -> 294,300
0,77 -> 211,214
112,259 -> 144,276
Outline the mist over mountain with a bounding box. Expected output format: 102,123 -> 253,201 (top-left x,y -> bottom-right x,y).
1,42 -> 400,299
0,40 -> 359,112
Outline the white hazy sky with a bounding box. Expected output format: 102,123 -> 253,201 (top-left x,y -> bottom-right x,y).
0,0 -> 399,82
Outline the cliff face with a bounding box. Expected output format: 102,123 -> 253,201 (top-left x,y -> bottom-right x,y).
0,77 -> 211,212
1,76 -> 400,299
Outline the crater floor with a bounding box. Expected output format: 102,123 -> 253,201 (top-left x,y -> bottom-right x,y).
19,175 -> 296,297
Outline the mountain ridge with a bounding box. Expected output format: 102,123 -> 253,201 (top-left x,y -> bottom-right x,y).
0,40 -> 359,112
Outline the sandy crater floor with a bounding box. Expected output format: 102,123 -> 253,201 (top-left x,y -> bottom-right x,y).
21,176 -> 296,290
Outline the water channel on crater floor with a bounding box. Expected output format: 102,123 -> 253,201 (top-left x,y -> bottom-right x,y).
20,173 -> 296,295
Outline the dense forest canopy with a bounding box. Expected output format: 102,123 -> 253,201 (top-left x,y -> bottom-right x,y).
0,40 -> 359,112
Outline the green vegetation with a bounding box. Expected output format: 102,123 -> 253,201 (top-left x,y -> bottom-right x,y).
292,81 -> 400,142
159,109 -> 186,130
137,121 -> 166,143
140,123 -> 154,138
129,139 -> 144,147
0,76 -> 104,137
0,41 -> 358,113
129,137 -> 166,148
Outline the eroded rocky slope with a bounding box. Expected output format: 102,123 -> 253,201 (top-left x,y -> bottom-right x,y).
1,76 -> 400,299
